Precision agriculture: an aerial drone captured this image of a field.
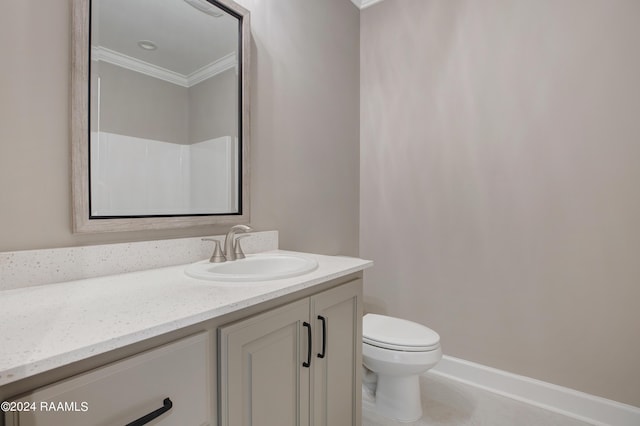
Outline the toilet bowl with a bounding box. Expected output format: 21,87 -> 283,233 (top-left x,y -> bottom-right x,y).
362,314 -> 442,422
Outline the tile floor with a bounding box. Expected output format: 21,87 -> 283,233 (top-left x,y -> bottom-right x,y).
362,372 -> 594,426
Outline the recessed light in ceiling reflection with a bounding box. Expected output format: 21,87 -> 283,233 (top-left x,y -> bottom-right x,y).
137,40 -> 157,51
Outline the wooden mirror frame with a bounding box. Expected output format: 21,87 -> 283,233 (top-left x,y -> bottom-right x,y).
71,0 -> 250,233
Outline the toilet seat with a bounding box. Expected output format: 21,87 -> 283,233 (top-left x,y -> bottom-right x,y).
363,314 -> 440,352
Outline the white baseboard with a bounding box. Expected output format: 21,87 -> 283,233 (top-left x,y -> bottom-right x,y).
429,355 -> 640,426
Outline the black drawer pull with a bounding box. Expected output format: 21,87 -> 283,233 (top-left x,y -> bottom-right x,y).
303,321 -> 312,368
317,315 -> 326,359
125,397 -> 173,426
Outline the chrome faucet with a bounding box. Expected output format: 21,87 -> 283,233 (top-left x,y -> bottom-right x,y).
224,224 -> 252,261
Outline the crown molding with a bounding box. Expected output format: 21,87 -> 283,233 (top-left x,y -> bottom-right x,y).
187,52 -> 237,86
350,0 -> 385,10
91,46 -> 236,88
92,46 -> 188,87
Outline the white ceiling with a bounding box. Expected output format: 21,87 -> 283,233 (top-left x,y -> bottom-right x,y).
92,0 -> 385,78
92,0 -> 239,75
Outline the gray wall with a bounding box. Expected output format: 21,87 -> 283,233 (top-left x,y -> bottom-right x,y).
236,0 -> 360,256
94,61 -> 189,144
0,0 -> 360,255
189,68 -> 238,143
95,62 -> 237,144
360,0 -> 640,406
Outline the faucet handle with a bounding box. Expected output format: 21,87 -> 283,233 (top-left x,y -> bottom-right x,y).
202,238 -> 226,263
233,234 -> 251,260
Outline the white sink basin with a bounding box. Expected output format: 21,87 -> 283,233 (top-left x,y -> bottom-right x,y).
185,253 -> 319,282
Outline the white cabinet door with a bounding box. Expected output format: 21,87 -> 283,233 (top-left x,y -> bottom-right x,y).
311,280 -> 362,426
219,279 -> 362,426
219,299 -> 311,426
5,332 -> 214,426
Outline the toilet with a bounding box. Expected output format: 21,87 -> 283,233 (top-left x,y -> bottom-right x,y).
362,313 -> 442,422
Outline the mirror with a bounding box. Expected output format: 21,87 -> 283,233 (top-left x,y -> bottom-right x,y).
71,0 -> 250,232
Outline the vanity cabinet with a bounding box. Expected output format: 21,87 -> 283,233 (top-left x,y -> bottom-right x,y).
3,275 -> 365,426
219,279 -> 362,426
4,333 -> 214,426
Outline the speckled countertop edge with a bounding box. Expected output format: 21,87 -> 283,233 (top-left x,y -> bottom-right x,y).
0,250 -> 372,386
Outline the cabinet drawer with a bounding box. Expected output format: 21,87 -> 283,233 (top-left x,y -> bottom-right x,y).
5,332 -> 213,426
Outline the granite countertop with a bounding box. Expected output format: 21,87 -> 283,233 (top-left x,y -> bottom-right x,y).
0,250 -> 372,387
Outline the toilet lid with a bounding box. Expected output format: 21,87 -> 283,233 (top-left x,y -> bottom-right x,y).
363,314 -> 440,351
